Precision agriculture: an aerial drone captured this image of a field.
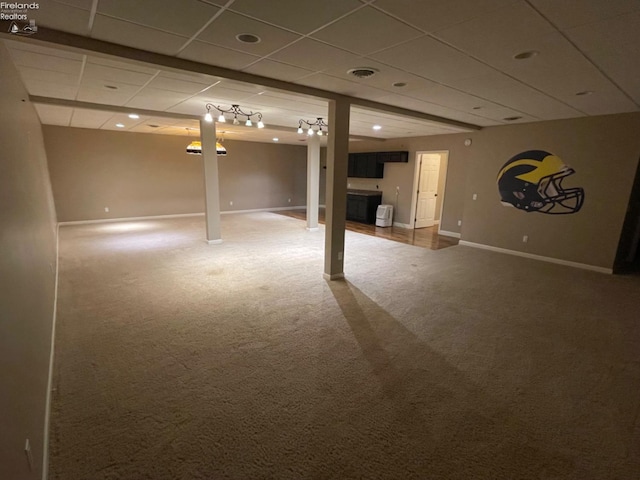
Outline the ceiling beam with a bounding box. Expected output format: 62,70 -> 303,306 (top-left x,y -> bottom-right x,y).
3,27 -> 481,131
29,95 -> 386,142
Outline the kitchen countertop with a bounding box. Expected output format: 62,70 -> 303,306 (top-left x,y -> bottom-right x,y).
347,189 -> 383,196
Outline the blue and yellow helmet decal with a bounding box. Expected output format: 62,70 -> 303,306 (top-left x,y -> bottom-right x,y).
497,150 -> 584,215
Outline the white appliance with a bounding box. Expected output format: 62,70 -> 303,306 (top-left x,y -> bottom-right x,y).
375,204 -> 393,227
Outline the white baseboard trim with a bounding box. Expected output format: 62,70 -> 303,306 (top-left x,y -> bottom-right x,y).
42,222 -> 60,480
458,240 -> 613,274
393,222 -> 412,229
57,207 -> 310,226
323,272 -> 345,281
206,239 -> 223,245
438,230 -> 461,239
58,212 -> 204,226
221,206 -> 306,215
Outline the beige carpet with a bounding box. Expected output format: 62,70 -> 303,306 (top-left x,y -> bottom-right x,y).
50,213 -> 640,479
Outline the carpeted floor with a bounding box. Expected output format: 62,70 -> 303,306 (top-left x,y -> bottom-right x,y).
50,213 -> 640,479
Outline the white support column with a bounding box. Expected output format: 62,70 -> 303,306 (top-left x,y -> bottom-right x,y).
306,134 -> 320,231
323,98 -> 350,280
200,118 -> 222,244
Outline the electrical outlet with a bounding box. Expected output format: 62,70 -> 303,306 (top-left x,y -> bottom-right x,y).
472,194 -> 477,200
338,251 -> 343,260
348,183 -> 351,188
229,201 -> 233,206
104,207 -> 109,213
457,220 -> 462,226
522,235 -> 528,243
288,198 -> 291,203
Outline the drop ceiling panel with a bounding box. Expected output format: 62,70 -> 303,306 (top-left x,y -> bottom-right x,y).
146,75 -> 213,95
321,59 -> 438,93
18,67 -> 80,87
269,38 -> 363,72
486,33 -> 603,87
31,1 -> 91,35
126,89 -> 198,111
242,59 -> 314,82
371,36 -> 497,83
228,0 -> 363,34
565,12 -> 640,54
528,0 -> 640,30
178,41 -> 261,70
404,85 -> 488,110
92,15 -> 189,56
76,84 -> 141,106
197,11 -> 302,56
87,56 -> 160,75
490,86 -> 582,119
243,95 -> 326,115
8,49 -> 83,75
435,2 -> 556,59
96,0 -> 220,37
69,109 -> 117,128
101,112 -> 146,131
82,63 -> 155,86
22,80 -> 79,100
372,0 -> 517,33
584,44 -> 640,104
296,74 -> 387,100
35,104 -> 72,126
311,6 -> 423,55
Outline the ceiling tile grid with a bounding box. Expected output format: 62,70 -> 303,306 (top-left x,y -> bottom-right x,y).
4,0 -> 640,143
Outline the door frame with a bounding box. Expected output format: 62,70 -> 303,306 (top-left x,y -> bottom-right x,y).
409,150 -> 450,231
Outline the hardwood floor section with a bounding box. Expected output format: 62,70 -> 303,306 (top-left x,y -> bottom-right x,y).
274,208 -> 459,250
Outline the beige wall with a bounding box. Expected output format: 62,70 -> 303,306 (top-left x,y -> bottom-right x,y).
0,44 -> 58,480
352,113 -> 640,269
44,126 -> 308,222
461,113 -> 640,269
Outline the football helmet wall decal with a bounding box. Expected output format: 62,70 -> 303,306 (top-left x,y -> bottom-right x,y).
497,150 -> 584,214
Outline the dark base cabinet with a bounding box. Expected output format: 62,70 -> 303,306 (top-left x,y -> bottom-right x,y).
346,191 -> 382,224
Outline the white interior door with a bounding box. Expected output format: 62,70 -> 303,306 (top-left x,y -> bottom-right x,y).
415,153 -> 440,228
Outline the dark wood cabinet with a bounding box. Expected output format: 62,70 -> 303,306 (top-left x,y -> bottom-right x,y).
347,151 -> 408,178
348,153 -> 384,178
377,151 -> 409,163
346,191 -> 382,224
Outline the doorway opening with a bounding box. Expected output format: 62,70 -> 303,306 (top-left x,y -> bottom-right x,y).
410,151 -> 449,230
614,156 -> 640,274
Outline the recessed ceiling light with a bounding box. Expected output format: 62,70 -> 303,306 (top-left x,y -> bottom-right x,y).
347,67 -> 378,79
513,50 -> 539,60
104,85 -> 118,90
392,82 -> 407,88
575,90 -> 594,96
503,116 -> 522,121
115,123 -> 125,128
272,137 -> 279,142
236,33 -> 261,44
128,113 -> 139,119
372,125 -> 382,130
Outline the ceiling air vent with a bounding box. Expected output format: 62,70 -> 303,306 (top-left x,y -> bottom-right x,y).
347,67 -> 378,79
